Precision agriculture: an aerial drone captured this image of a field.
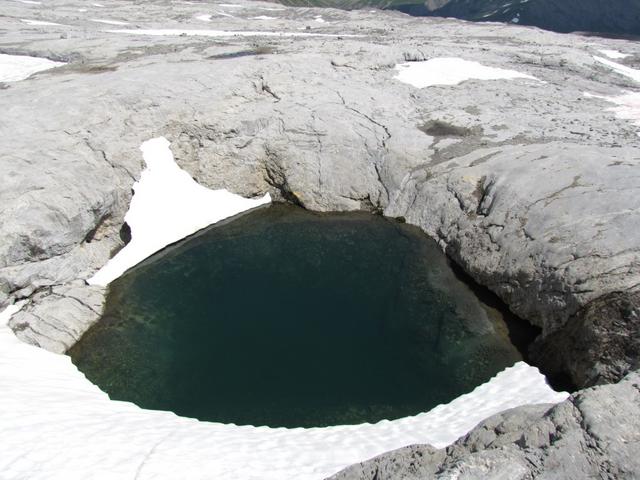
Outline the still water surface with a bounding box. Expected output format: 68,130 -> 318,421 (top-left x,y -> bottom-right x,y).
70,204 -> 531,427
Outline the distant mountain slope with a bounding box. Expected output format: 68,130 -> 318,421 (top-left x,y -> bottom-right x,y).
266,0 -> 640,36
393,0 -> 640,36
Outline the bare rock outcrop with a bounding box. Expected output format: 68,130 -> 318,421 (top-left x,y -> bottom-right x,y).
1,0 -> 639,477
328,369 -> 640,479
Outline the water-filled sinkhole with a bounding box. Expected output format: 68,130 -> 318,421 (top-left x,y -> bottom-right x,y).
70,204 -> 538,428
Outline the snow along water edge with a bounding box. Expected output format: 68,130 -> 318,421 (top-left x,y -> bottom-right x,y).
0,295 -> 568,480
88,137 -> 271,286
2,136 -> 569,479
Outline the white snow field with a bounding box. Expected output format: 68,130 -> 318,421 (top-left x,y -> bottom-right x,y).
0,295 -> 568,480
587,56 -> 640,135
585,91 -> 640,132
0,53 -> 65,82
89,137 -> 271,286
594,55 -> 640,83
195,13 -> 214,21
20,18 -> 63,26
598,49 -> 631,60
394,57 -> 538,88
90,18 -> 129,26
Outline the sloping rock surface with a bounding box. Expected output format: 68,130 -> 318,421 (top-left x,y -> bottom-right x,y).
3,0 -> 638,387
0,1 -> 639,477
328,370 -> 640,479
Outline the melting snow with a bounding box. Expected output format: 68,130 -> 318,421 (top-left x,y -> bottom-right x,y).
598,49 -> 631,60
91,18 -> 129,25
585,91 -> 640,136
20,18 -> 62,26
214,10 -> 236,18
594,55 -> 640,83
197,10 -> 237,19
0,53 -> 65,82
588,56 -> 640,134
394,57 -> 537,88
89,137 -> 270,286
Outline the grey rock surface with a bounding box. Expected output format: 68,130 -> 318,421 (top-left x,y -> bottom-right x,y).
328,370 -> 640,479
1,0 -> 639,476
1,0 -> 639,385
8,282 -> 106,353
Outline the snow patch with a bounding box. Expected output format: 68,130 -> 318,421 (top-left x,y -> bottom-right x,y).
89,137 -> 271,286
394,57 -> 538,88
107,28 -> 361,38
15,0 -> 42,4
214,10 -> 236,18
585,91 -> 640,134
20,18 -> 62,26
0,301 -> 27,327
90,18 -> 129,25
594,55 -> 640,83
92,2 -> 105,7
251,15 -> 276,20
195,13 -> 212,21
0,53 -> 65,82
0,295 -> 567,480
314,16 -> 326,23
597,49 -> 631,60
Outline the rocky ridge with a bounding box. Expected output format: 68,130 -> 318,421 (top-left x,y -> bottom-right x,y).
0,0 -> 639,477
329,370 -> 640,479
415,0 -> 640,37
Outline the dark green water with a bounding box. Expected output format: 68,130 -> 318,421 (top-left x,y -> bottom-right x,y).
70,204 -> 533,428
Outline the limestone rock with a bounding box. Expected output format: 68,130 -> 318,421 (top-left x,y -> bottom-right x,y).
8,282 -> 106,352
328,370 -> 640,479
0,0 -> 638,452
